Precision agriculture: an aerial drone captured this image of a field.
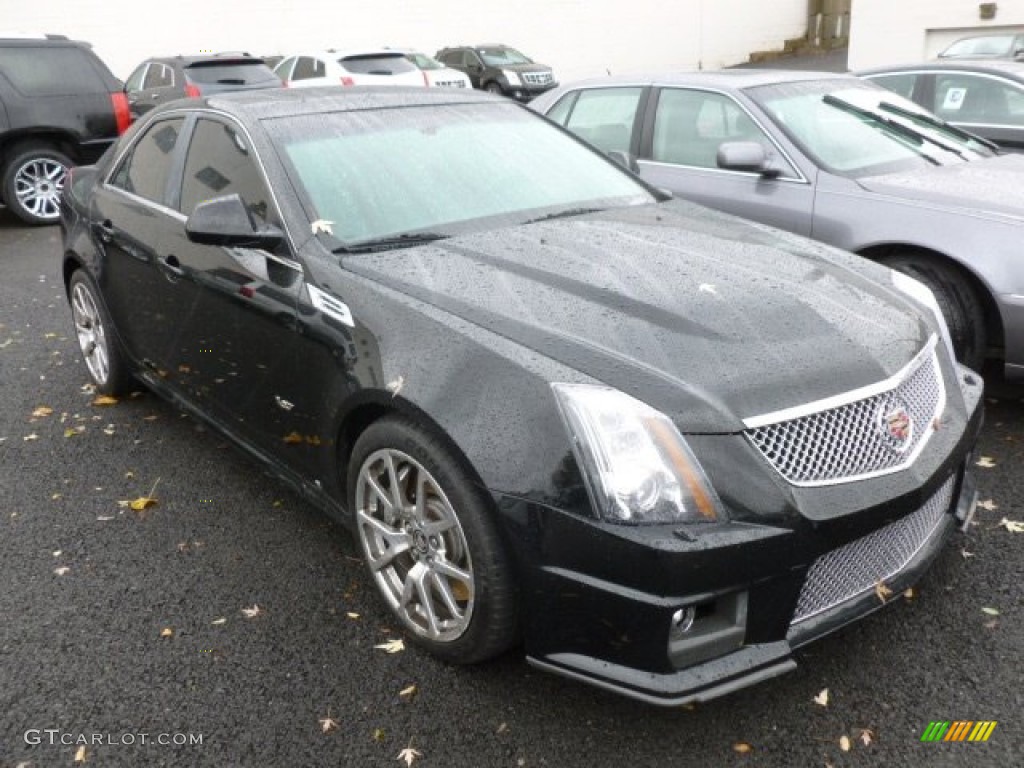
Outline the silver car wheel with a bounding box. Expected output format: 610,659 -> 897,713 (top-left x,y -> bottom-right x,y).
13,157 -> 66,221
71,280 -> 110,385
355,448 -> 475,641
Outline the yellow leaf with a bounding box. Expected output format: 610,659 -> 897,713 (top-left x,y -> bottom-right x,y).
160,627 -> 174,638
346,612 -> 360,619
733,742 -> 753,754
975,456 -> 996,468
839,735 -> 852,752
91,395 -> 118,406
373,728 -> 386,742
32,406 -> 54,417
64,427 -> 81,438
74,745 -> 87,762
130,496 -> 157,511
874,580 -> 893,603
283,431 -> 304,444
399,684 -> 417,700
813,688 -> 829,707
981,607 -> 1001,616
305,434 -> 322,446
903,588 -> 916,600
375,638 -> 405,654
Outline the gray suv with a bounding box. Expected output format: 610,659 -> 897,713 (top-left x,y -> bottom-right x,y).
436,45 -> 556,101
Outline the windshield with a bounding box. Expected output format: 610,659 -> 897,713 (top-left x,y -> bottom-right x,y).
941,35 -> 1016,58
266,102 -> 653,245
748,80 -> 991,178
479,48 -> 532,67
406,52 -> 443,70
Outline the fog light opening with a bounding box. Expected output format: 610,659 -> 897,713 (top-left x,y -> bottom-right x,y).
670,606 -> 697,637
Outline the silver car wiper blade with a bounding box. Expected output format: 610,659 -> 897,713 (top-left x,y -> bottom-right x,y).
332,232 -> 448,254
523,207 -> 605,224
822,94 -> 943,165
877,100 -> 999,155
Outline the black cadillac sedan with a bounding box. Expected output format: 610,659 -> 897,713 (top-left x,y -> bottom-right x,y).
59,87 -> 983,706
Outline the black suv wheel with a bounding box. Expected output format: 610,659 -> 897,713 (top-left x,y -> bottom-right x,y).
2,143 -> 71,224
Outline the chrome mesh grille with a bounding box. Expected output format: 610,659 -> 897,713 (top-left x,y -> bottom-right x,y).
791,475 -> 955,625
744,346 -> 944,486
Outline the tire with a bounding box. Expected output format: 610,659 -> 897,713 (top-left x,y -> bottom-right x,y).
884,255 -> 986,370
68,269 -> 134,395
485,82 -> 504,96
348,415 -> 518,663
2,143 -> 72,225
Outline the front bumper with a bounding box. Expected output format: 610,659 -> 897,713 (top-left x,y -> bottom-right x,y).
505,81 -> 558,102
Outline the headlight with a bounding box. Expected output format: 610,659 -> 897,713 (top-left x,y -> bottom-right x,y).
891,270 -> 957,364
502,69 -> 522,85
552,383 -> 724,524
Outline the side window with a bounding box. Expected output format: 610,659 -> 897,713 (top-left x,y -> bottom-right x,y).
125,63 -> 148,92
143,63 -> 174,89
274,57 -> 294,80
563,87 -> 642,153
108,117 -> 185,203
652,89 -> 788,173
461,51 -> 479,69
179,118 -> 275,225
544,92 -> 578,126
934,74 -> 1021,125
292,57 -> 320,81
866,73 -> 917,101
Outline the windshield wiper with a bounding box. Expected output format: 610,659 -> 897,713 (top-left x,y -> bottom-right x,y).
523,207 -> 606,225
877,100 -> 999,155
822,94 -> 943,164
332,232 -> 448,254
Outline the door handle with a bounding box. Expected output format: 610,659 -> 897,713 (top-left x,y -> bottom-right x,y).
94,219 -> 115,243
160,253 -> 185,278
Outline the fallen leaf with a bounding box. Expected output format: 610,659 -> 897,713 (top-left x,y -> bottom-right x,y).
283,431 -> 303,444
129,496 -> 157,511
241,604 -> 263,619
96,515 -> 115,522
346,612 -> 360,619
903,588 -> 915,600
373,728 -> 386,742
733,742 -> 753,754
858,729 -> 874,746
32,406 -> 53,417
53,550 -> 62,557
397,746 -> 422,767
160,627 -> 174,637
813,688 -> 829,707
496,722 -> 508,735
998,518 -> 1024,533
399,684 -> 417,700
312,219 -> 334,235
984,619 -> 999,630
211,617 -> 227,625
981,607 -> 1001,616
54,566 -> 70,576
91,395 -> 118,406
74,745 -> 87,762
23,433 -> 38,441
976,499 -> 998,511
975,456 -> 996,468
387,376 -> 405,396
839,735 -> 852,752
375,638 -> 405,654
874,580 -> 893,603
961,548 -> 975,559
320,713 -> 339,733
143,414 -> 159,421
64,427 -> 82,438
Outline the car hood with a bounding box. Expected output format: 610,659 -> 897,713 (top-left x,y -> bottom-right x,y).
343,202 -> 930,433
502,62 -> 552,74
858,152 -> 1024,223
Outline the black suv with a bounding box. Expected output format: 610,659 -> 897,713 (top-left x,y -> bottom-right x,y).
0,35 -> 130,224
435,45 -> 557,101
123,54 -> 282,118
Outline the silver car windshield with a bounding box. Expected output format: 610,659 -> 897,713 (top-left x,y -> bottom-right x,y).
266,102 -> 654,246
749,81 -> 991,178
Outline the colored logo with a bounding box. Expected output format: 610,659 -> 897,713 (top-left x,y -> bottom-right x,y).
878,399 -> 913,452
920,721 -> 997,742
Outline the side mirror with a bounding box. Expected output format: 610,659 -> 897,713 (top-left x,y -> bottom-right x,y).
606,149 -> 640,174
716,141 -> 781,178
186,193 -> 284,249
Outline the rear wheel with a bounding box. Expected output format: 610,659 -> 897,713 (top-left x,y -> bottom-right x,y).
68,269 -> 134,395
2,143 -> 72,225
348,416 -> 518,663
884,254 -> 986,370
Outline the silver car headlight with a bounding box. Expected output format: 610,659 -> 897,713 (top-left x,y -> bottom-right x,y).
891,270 -> 957,365
502,69 -> 522,85
552,383 -> 724,524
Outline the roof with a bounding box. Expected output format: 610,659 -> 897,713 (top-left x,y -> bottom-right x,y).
150,54 -> 268,67
550,69 -> 855,91
204,84 -> 497,120
282,48 -> 409,59
857,59 -> 1024,80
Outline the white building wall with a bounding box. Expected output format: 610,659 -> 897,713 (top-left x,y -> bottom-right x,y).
850,0 -> 1024,69
1,0 -> 807,82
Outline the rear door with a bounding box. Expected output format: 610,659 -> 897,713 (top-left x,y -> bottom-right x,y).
283,56 -> 328,88
636,86 -> 816,236
128,62 -> 178,115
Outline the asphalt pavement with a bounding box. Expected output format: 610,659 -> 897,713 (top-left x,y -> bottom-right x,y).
0,210 -> 1020,767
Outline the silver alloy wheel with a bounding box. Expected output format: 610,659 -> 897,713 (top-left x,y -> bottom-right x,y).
71,281 -> 110,385
13,157 -> 67,221
355,448 -> 475,641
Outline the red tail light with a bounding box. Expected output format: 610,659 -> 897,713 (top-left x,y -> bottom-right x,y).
110,92 -> 132,134
340,76 -> 355,86
184,84 -> 202,98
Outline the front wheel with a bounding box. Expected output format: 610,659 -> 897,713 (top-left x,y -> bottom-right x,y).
348,416 -> 518,663
2,143 -> 72,225
485,82 -> 504,96
884,255 -> 987,371
68,270 -> 134,395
